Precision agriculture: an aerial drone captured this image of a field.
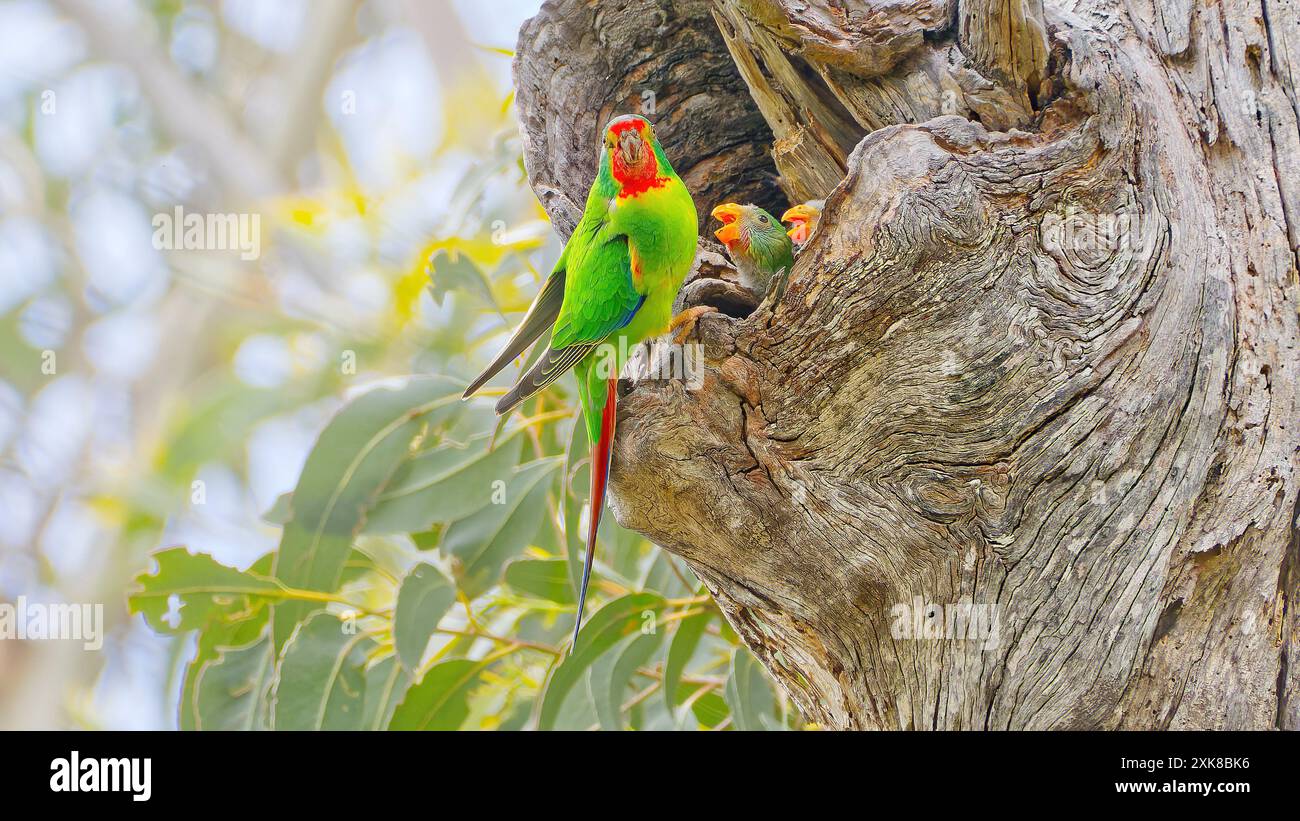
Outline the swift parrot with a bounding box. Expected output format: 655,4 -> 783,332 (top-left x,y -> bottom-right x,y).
710,202 -> 795,297
462,114 -> 699,648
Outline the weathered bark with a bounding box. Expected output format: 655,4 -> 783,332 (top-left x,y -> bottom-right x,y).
514,0 -> 1300,729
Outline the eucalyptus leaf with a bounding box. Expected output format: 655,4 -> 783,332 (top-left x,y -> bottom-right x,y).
271,376 -> 461,652
393,562 -> 456,672
362,655 -> 412,730
364,429 -> 524,534
272,613 -> 375,730
690,689 -> 730,729
262,492 -> 293,525
129,547 -> 283,634
427,249 -> 498,311
664,610 -> 713,714
608,518 -> 643,582
538,593 -> 664,730
589,627 -> 663,730
724,647 -> 779,731
441,457 -> 561,597
503,558 -> 573,604
641,551 -> 694,599
389,658 -> 490,730
180,607 -> 270,730
193,633 -> 274,731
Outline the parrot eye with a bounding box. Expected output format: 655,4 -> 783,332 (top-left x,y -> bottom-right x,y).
758,214 -> 769,224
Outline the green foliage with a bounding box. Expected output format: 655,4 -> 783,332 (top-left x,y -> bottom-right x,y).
504,558 -> 573,604
134,367 -> 796,728
725,648 -> 784,731
393,563 -> 456,672
664,610 -> 712,715
192,638 -> 274,731
364,430 -> 525,534
389,659 -> 492,730
427,250 -> 499,312
538,593 -> 663,730
130,548 -> 281,634
441,457 -> 560,597
269,376 -> 462,652
273,613 -> 376,730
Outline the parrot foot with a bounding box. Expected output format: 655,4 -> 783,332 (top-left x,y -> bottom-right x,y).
668,305 -> 718,345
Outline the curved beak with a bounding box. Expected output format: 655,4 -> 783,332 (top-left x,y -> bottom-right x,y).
780,205 -> 808,224
711,203 -> 743,246
781,205 -> 813,244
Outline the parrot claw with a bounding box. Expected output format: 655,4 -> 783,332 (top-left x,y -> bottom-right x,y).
668,305 -> 718,345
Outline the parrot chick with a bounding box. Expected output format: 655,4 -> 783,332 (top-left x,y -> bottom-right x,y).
781,200 -> 824,248
711,203 -> 795,298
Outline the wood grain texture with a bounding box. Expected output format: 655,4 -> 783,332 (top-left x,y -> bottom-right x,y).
515,0 -> 1300,729
958,0 -> 1049,109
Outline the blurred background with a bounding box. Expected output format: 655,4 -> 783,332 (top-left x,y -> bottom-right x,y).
0,0 -> 793,732
0,0 -> 548,729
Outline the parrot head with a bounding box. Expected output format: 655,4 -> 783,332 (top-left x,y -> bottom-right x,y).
781,200 -> 824,247
603,115 -> 665,196
711,202 -> 790,265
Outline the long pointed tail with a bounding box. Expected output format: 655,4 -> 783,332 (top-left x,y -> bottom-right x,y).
572,374 -> 618,650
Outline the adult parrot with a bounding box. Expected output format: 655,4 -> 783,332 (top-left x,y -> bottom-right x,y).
462,114 -> 699,648
710,202 -> 795,296
781,200 -> 824,248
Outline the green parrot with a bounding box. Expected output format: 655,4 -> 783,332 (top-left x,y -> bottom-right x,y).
462,114 -> 699,647
710,202 -> 795,296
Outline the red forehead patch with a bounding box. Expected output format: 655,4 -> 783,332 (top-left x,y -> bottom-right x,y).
608,118 -> 646,137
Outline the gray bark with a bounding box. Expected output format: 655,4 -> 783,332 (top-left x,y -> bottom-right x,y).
514,0 -> 1300,729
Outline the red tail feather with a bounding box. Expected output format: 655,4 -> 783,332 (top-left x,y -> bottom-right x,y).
572,374 -> 618,649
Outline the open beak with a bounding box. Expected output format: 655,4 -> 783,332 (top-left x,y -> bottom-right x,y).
711,203 -> 743,246
781,205 -> 812,244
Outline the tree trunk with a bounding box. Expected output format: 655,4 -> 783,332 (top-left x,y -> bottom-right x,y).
513,0 -> 1300,729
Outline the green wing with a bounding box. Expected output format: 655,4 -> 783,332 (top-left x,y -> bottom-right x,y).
494,228 -> 643,415
551,230 -> 644,349
462,246 -> 567,399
